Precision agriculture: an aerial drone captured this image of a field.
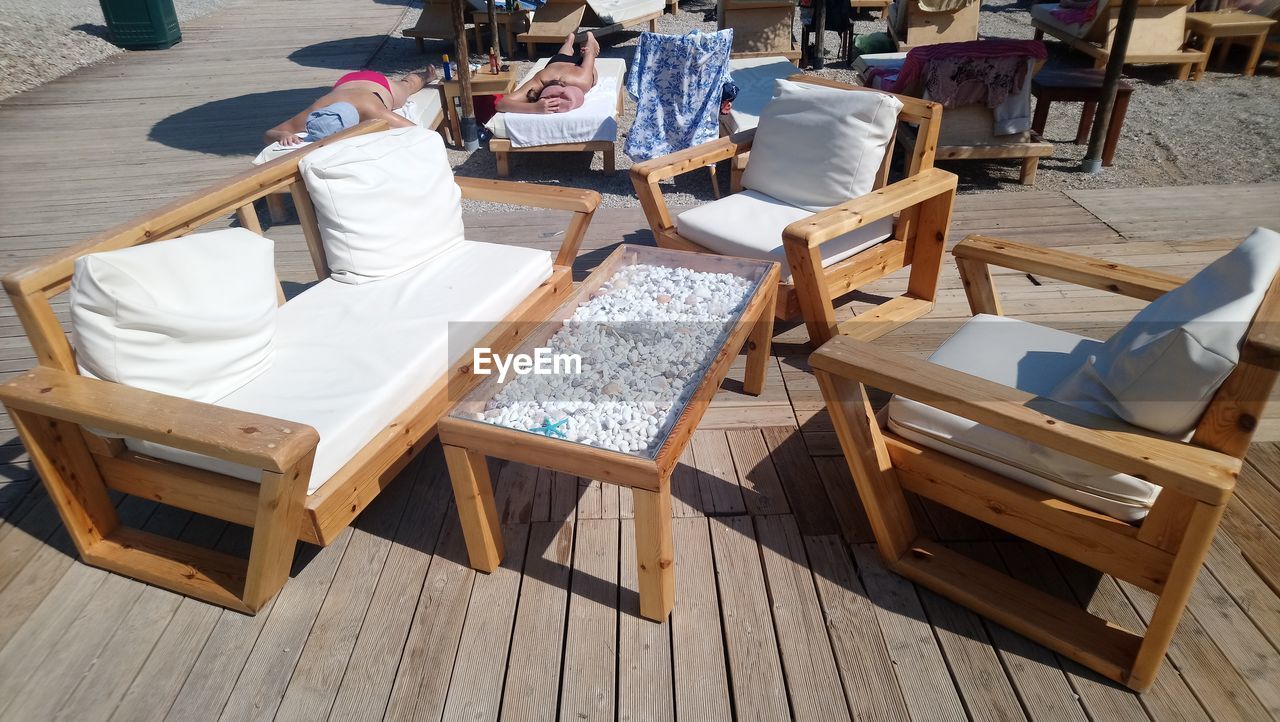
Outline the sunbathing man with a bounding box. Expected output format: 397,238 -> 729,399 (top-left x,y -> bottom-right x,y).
264,67 -> 439,146
497,32 -> 599,114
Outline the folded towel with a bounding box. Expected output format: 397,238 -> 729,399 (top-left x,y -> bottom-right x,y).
500,77 -> 620,148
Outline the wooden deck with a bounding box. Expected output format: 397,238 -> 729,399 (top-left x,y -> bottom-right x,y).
3,0 -> 1280,718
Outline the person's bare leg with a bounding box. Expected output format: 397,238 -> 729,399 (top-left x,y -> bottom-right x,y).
392,66 -> 440,107
556,32 -> 576,57
573,31 -> 599,88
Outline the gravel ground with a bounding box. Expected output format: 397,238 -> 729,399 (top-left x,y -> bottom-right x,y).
0,0 -> 236,100
372,0 -> 1280,211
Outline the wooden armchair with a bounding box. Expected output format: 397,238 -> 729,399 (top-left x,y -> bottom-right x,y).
811,232 -> 1280,690
1031,0 -> 1205,78
0,120 -> 598,613
632,76 -> 958,346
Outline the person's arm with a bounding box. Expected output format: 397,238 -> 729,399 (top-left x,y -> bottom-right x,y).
264,109 -> 309,146
373,108 -> 417,128
495,95 -> 561,114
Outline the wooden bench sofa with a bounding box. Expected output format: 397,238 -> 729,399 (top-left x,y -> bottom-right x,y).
0,120 -> 599,613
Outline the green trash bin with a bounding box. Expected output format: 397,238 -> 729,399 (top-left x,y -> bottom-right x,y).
99,0 -> 182,50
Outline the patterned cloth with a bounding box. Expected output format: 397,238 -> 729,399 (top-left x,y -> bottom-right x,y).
624,29 -> 734,162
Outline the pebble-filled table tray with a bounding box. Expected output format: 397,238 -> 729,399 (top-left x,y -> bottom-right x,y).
438,244 -> 779,621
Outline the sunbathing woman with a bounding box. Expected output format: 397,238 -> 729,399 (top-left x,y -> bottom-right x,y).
264,67 -> 439,146
497,32 -> 599,114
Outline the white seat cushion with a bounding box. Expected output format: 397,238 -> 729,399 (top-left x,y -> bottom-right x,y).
741,79 -> 902,213
675,190 -> 893,282
127,241 -> 552,493
1052,226 -> 1280,436
722,57 -> 799,134
71,228 -> 277,405
300,126 -> 464,285
887,314 -> 1162,521
586,0 -> 664,24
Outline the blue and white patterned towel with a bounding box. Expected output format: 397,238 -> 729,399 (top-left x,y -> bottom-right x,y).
624,29 -> 734,162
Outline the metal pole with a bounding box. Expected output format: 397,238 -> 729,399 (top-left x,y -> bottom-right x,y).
812,0 -> 827,69
451,0 -> 480,150
1081,0 -> 1137,173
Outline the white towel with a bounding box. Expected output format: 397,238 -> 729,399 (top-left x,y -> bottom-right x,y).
499,77 -> 619,149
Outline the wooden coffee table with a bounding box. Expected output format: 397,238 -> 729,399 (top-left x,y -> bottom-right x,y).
1185,10 -> 1278,79
439,245 -> 779,621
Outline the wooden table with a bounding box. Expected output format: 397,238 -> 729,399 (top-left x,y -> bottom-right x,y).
439,66 -> 517,146
1031,67 -> 1133,167
439,245 -> 779,622
1185,10 -> 1277,79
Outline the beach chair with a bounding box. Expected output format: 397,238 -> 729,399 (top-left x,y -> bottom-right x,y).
518,0 -> 663,57
486,57 -> 627,176
719,56 -> 801,192
886,0 -> 978,50
856,40 -> 1054,185
0,121 -> 596,612
717,0 -> 802,62
1031,0 -> 1204,78
811,226 -> 1280,691
632,76 -> 957,346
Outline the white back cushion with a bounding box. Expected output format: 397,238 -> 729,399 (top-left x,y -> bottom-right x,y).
70,228 -> 278,404
300,126 -> 465,284
1052,226 -> 1280,436
741,79 -> 903,212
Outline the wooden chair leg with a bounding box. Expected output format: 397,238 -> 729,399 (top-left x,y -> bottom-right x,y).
783,241 -> 839,345
633,485 -> 674,621
242,457 -> 312,610
813,370 -> 917,554
266,193 -> 288,223
602,145 -> 616,174
743,282 -> 776,396
444,444 -> 504,572
1019,156 -> 1039,185
236,204 -> 263,236
1075,101 -> 1096,144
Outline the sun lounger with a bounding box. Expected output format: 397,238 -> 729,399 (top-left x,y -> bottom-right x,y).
717,0 -> 801,62
247,87 -> 444,224
886,0 -> 978,50
1030,0 -> 1204,78
486,57 -> 626,176
518,0 -> 663,57
855,42 -> 1053,185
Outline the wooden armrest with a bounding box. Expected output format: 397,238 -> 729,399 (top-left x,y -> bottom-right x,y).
783,168 -> 958,248
954,235 -> 1184,301
0,367 -> 319,474
455,177 -> 601,214
810,336 -> 1239,505
629,129 -> 756,185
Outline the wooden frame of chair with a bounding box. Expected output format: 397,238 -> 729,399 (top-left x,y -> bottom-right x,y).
810,233 -> 1280,691
1031,0 -> 1205,79
718,0 -> 802,62
489,75 -> 625,177
631,76 -> 958,346
889,0 -> 980,51
0,119 -> 599,614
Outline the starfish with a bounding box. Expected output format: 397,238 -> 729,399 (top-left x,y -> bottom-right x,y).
529,416 -> 568,438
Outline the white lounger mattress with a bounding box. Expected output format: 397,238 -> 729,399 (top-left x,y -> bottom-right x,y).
126,241 -> 552,494
487,57 -> 625,147
589,0 -> 663,24
721,56 -> 798,134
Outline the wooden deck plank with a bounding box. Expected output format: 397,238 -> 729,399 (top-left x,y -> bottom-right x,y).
500,520 -> 574,722
558,518 -> 619,722
670,516 -> 732,721
726,429 -> 790,516
617,516 -> 675,722
710,515 -> 790,721
755,516 -> 852,722
851,544 -> 968,722
439,524 -> 530,722
692,431 -> 747,516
